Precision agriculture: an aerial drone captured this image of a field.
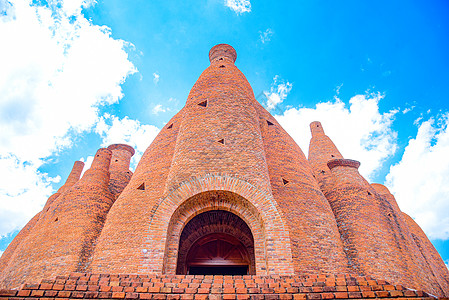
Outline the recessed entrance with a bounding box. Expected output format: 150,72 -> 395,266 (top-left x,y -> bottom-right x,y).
186,233 -> 250,275
176,210 -> 255,275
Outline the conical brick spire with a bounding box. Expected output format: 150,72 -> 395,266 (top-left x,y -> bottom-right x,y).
57,161 -> 85,194
0,148 -> 115,288
107,144 -> 135,197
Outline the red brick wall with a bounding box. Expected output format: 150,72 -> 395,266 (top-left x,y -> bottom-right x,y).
1,44 -> 448,297
0,149 -> 115,289
255,108 -> 349,275
107,144 -> 135,197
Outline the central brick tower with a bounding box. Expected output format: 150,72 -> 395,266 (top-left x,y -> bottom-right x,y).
1,44 -> 448,298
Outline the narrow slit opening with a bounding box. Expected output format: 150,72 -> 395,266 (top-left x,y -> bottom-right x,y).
267,120 -> 274,126
167,123 -> 173,129
217,139 -> 225,144
138,183 -> 145,190
219,65 -> 225,68
198,100 -> 207,107
282,178 -> 289,185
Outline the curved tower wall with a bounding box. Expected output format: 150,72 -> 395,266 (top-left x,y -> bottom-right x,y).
107,144 -> 135,197
255,107 -> 349,274
308,121 -> 343,194
372,184 -> 449,296
91,44 -> 294,275
1,44 -> 448,297
309,123 -> 448,296
165,46 -> 272,195
0,160 -> 84,286
90,112 -> 183,274
0,149 -> 114,288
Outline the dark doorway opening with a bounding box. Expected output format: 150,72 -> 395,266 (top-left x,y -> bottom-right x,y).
188,266 -> 248,275
176,210 -> 255,275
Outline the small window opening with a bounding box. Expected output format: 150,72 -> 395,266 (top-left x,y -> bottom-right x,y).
217,139 -> 225,144
267,120 -> 274,126
198,100 -> 208,107
321,170 -> 325,174
96,155 -> 99,157
331,155 -> 335,158
167,123 -> 173,129
219,65 -> 225,68
137,183 -> 145,190
282,178 -> 289,185
54,217 -> 59,222
367,191 -> 372,195
317,124 -> 319,127
115,159 -> 118,162
218,58 -> 223,61
387,213 -> 392,217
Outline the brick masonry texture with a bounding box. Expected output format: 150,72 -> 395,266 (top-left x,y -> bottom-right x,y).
0,44 -> 448,298
0,272 -> 441,300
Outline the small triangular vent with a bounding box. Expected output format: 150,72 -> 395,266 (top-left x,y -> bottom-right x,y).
137,183 -> 145,190
217,139 -> 225,144
267,120 -> 274,126
282,178 -> 289,185
167,123 -> 173,129
198,100 -> 207,107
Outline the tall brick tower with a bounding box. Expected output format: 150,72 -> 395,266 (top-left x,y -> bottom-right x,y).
0,44 -> 448,298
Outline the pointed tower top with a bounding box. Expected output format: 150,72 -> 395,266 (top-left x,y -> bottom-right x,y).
209,44 -> 237,64
107,144 -> 135,156
310,121 -> 325,137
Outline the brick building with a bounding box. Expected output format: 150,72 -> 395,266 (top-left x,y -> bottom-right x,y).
0,44 -> 448,298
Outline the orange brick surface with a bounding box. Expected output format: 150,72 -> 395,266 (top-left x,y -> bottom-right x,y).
0,44 -> 448,298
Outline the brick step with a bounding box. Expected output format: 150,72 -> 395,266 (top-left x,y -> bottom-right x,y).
0,273 -> 437,300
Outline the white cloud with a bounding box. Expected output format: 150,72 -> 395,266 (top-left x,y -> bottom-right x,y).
0,154 -> 60,237
95,114 -> 160,169
275,93 -> 398,181
0,0 -> 136,237
259,28 -> 273,44
152,104 -> 167,115
0,250 -> 3,258
79,155 -> 94,177
264,75 -> 292,111
386,114 -> 449,240
224,0 -> 251,14
153,72 -> 160,84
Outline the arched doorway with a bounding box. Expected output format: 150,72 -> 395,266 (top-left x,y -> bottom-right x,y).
176,210 -> 256,275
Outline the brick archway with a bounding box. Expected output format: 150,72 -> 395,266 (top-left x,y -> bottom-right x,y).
139,175 -> 294,275
176,209 -> 256,275
168,195 -> 259,275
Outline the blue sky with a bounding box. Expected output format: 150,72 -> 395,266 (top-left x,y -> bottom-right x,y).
0,0 -> 448,269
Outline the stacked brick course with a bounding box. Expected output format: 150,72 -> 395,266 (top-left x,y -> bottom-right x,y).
0,272 -> 438,300
0,44 -> 448,298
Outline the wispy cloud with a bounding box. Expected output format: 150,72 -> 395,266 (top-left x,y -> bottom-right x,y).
0,0 -> 136,237
275,92 -> 398,181
153,72 -> 160,84
263,76 -> 292,111
386,113 -> 449,240
259,28 -> 273,44
225,0 -> 251,14
95,114 -> 160,169
152,104 -> 169,115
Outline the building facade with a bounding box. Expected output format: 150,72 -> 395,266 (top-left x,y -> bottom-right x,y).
0,44 -> 448,297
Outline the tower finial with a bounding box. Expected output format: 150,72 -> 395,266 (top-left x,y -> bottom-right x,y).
310,121 -> 325,136
209,44 -> 237,63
